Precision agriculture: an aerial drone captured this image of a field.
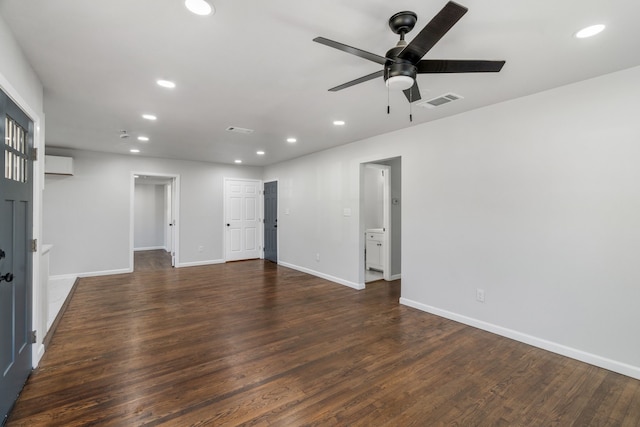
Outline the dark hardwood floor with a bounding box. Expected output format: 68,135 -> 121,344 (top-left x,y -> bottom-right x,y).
134,249 -> 172,272
7,255 -> 640,426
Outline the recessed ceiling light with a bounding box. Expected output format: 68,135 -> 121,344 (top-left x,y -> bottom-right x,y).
157,79 -> 176,89
185,0 -> 214,16
256,151 -> 265,155
286,138 -> 297,143
134,175 -> 140,178
137,136 -> 149,142
130,149 -> 140,153
142,114 -> 157,121
234,159 -> 242,164
333,120 -> 346,126
575,24 -> 605,39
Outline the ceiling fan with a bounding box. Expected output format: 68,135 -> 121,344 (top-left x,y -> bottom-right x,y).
313,1 -> 505,105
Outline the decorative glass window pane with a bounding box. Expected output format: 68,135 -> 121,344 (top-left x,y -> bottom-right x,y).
4,115 -> 28,182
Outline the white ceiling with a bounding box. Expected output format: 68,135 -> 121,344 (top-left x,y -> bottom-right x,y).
1,0 -> 639,166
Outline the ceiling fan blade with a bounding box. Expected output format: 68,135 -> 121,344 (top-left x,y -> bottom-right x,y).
328,70 -> 385,92
313,37 -> 387,65
403,82 -> 422,103
417,59 -> 506,73
397,1 -> 468,64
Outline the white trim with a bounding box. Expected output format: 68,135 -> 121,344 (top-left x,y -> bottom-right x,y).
134,246 -> 167,252
177,259 -> 225,268
49,273 -> 78,282
389,274 -> 402,281
279,261 -> 365,290
35,344 -> 45,363
399,297 -> 640,380
77,268 -> 132,278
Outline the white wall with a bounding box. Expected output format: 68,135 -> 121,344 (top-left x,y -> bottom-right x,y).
0,13 -> 46,364
265,65 -> 640,379
43,149 -> 262,276
134,184 -> 166,250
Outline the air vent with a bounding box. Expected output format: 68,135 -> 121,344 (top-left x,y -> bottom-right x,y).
417,93 -> 464,109
225,126 -> 254,135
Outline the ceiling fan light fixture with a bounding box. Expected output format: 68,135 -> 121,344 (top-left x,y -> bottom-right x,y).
185,0 -> 214,16
386,75 -> 414,91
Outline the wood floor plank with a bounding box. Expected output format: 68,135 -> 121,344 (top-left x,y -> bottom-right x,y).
6,254 -> 640,426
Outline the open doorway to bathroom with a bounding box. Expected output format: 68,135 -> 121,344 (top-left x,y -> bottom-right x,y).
361,157 -> 401,284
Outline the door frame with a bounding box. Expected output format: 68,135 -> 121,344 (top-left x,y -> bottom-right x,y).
129,172 -> 180,269
223,177 -> 263,262
0,78 -> 44,367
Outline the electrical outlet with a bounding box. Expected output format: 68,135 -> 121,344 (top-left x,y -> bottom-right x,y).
198,245 -> 204,253
316,253 -> 320,262
476,288 -> 485,303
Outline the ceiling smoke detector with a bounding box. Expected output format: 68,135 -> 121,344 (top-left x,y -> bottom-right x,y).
119,130 -> 130,139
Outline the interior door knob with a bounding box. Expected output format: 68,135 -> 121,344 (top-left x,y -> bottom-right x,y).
0,249 -> 5,259
0,272 -> 14,283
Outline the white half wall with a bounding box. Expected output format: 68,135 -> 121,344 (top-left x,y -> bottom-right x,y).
43,149 -> 262,275
265,65 -> 640,379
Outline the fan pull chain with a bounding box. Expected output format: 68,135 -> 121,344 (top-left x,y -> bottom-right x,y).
387,84 -> 390,115
409,89 -> 413,122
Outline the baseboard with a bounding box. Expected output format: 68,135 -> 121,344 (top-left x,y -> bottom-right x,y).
399,297 -> 640,380
49,273 -> 79,282
78,268 -> 132,277
44,277 -> 80,349
33,343 -> 45,368
278,262 -> 364,290
177,259 -> 225,268
134,246 -> 166,252
389,274 -> 402,281
50,268 -> 132,280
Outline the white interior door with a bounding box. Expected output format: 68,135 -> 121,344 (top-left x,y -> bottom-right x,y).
225,179 -> 260,261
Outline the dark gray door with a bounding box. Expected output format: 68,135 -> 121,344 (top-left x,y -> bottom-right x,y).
264,181 -> 277,263
0,90 -> 33,422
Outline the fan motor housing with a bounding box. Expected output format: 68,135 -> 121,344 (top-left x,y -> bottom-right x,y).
384,45 -> 417,83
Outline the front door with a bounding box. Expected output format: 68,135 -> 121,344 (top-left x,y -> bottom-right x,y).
225,179 -> 260,261
0,90 -> 33,422
264,181 -> 277,263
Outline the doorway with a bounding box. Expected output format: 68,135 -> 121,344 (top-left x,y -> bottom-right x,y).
361,157 -> 401,284
131,173 -> 179,269
1,89 -> 34,421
